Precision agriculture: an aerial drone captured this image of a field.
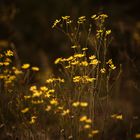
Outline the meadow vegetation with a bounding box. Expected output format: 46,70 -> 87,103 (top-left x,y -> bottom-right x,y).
0,13 -> 139,140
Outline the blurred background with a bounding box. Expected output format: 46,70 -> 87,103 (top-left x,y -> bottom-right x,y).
0,0 -> 140,118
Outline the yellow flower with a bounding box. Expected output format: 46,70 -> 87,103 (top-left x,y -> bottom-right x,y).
90,59 -> 98,65
62,16 -> 70,20
40,86 -> 48,91
106,30 -> 111,35
21,63 -> 30,69
74,53 -> 85,58
135,134 -> 140,139
32,91 -> 42,97
80,61 -> 88,67
31,67 -> 39,71
85,119 -> 92,123
116,114 -> 123,120
91,14 -> 97,19
111,114 -> 123,120
109,64 -> 116,70
54,58 -> 62,64
73,76 -> 80,83
80,116 -> 87,122
3,62 -> 10,66
46,78 -> 54,83
50,99 -> 58,106
89,55 -> 96,60
52,19 -> 61,28
29,85 -> 37,91
24,95 -> 31,99
84,124 -> 91,129
29,116 -> 37,124
5,50 -> 14,56
91,130 -> 99,135
100,68 -> 106,74
80,102 -> 88,107
45,105 -> 51,111
21,108 -> 29,113
61,109 -> 70,116
82,47 -> 88,51
72,102 -> 80,107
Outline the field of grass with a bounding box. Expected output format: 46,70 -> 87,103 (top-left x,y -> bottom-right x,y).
0,13 -> 140,140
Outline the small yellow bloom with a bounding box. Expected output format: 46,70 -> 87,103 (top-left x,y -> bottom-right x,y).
29,116 -> 37,124
21,108 -> 29,113
72,102 -> 80,107
52,19 -> 61,28
80,102 -> 88,107
62,16 -> 70,20
50,99 -> 58,106
31,67 -> 39,71
40,86 -> 48,91
100,68 -> 106,74
80,116 -> 87,122
90,59 -> 98,65
21,63 -> 30,69
61,109 -> 70,116
45,105 -> 51,111
5,50 -> 14,56
85,119 -> 92,123
29,85 -> 37,91
74,53 -> 85,58
84,124 -> 91,129
54,58 -> 64,64
91,130 -> 99,135
135,134 -> 140,139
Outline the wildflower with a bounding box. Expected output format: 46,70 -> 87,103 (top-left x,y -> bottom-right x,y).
21,108 -> 29,113
46,78 -> 54,83
14,69 -> 23,75
54,57 -> 63,64
50,99 -> 58,106
31,67 -> 39,71
21,63 -> 30,69
89,55 -> 96,60
73,76 -> 80,83
62,16 -> 70,20
82,47 -> 88,51
61,109 -> 70,116
91,14 -> 97,19
71,45 -> 77,49
45,105 -> 51,111
135,134 -> 140,139
5,50 -> 14,56
52,19 -> 61,28
30,85 -> 37,91
80,102 -> 88,107
106,30 -> 111,35
84,124 -> 91,129
85,119 -> 92,123
74,53 -> 85,58
109,64 -> 116,70
71,61 -> 79,65
24,95 -> 31,99
80,61 -> 88,67
78,16 -> 86,24
29,116 -> 37,124
3,62 -> 10,66
90,59 -> 99,65
116,114 -> 123,120
91,130 -> 99,135
40,86 -> 48,91
80,116 -> 87,122
100,68 -> 106,74
72,102 -> 80,107
31,100 -> 44,104
32,91 -> 42,97
111,114 -> 123,120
